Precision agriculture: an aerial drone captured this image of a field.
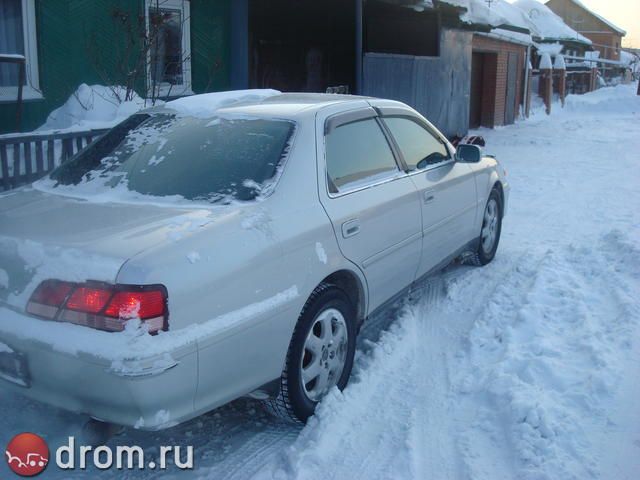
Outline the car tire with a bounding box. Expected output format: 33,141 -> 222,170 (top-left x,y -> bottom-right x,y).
469,188 -> 503,266
264,283 -> 357,423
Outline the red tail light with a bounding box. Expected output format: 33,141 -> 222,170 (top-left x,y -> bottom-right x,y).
104,291 -> 165,320
66,287 -> 112,314
27,281 -> 168,333
26,280 -> 74,318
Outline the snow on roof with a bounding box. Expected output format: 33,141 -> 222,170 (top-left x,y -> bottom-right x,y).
534,41 -> 565,56
562,0 -> 626,36
513,0 -> 592,45
435,0 -> 533,44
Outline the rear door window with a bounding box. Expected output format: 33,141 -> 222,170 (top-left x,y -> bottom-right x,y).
325,118 -> 399,194
383,116 -> 450,171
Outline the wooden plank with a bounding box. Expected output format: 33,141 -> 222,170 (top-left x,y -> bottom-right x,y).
0,144 -> 9,191
0,128 -> 110,145
47,139 -> 54,171
12,143 -> 20,186
35,140 -> 44,176
62,138 -> 72,161
23,141 -> 32,181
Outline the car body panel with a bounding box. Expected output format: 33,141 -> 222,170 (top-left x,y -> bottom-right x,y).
315,103 -> 423,314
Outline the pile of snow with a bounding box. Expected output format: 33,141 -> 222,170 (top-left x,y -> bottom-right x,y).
36,86 -> 282,133
415,0 -> 533,44
539,52 -> 553,69
477,0 -> 534,44
513,0 -> 592,45
563,83 -> 640,115
38,84 -> 151,133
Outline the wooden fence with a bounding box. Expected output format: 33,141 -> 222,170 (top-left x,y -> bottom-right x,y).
0,128 -> 108,191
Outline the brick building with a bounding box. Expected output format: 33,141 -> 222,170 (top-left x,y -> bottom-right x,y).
468,1 -> 533,128
470,35 -> 528,128
545,0 -> 626,62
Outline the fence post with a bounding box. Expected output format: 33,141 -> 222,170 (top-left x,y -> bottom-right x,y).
539,53 -> 553,115
525,60 -> 533,118
554,55 -> 567,107
0,128 -> 109,190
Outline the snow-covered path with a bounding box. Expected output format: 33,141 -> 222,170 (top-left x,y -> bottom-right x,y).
1,84 -> 638,480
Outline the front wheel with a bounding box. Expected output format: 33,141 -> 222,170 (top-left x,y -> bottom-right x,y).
469,188 -> 503,266
264,284 -> 357,423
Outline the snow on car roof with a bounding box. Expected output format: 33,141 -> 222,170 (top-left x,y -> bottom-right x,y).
156,92 -> 373,119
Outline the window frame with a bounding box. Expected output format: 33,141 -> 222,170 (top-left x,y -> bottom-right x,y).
145,0 -> 193,99
0,0 -> 42,102
380,114 -> 453,173
323,110 -> 404,198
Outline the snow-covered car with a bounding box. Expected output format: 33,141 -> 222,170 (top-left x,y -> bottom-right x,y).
0,92 -> 508,429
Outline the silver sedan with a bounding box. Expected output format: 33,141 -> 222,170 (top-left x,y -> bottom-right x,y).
0,93 -> 509,429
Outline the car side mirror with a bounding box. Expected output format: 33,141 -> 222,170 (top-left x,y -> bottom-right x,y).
456,144 -> 482,163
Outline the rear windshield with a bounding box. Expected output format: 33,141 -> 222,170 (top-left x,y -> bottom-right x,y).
49,113 -> 296,204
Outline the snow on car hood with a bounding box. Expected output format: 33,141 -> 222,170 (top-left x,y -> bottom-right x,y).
0,188 -> 220,308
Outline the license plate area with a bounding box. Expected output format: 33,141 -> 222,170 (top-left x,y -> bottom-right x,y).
0,345 -> 30,388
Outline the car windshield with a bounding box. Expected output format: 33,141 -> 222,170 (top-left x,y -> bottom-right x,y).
49,113 -> 296,204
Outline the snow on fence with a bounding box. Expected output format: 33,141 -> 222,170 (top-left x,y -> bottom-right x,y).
0,129 -> 109,191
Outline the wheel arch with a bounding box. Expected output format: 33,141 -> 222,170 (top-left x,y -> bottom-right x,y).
319,269 -> 367,326
493,180 -> 504,203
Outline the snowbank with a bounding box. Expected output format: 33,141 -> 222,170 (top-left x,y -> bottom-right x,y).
38,84 -> 151,133
563,83 -> 640,115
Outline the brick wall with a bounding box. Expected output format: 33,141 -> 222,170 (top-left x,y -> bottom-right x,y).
581,32 -> 622,61
472,35 -> 527,127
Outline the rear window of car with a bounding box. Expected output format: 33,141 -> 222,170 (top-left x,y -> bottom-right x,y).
49,113 -> 296,204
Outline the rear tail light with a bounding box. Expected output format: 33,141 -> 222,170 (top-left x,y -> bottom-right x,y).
27,281 -> 168,334
26,280 -> 74,318
66,287 -> 112,314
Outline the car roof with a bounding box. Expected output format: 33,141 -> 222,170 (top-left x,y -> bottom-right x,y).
215,93 -> 376,118
143,92 -> 410,120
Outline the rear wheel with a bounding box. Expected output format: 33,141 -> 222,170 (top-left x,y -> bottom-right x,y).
469,188 -> 503,266
264,283 -> 357,423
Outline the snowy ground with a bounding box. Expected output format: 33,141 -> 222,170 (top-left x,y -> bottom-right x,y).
1,84 -> 639,479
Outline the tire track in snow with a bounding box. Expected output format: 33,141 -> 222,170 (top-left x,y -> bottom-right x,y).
450,231 -> 640,480
253,277 -> 472,480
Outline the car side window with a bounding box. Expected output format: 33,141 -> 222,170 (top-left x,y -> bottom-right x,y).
383,116 -> 450,171
325,118 -> 399,194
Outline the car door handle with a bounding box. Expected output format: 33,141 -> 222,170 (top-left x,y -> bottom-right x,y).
423,190 -> 436,204
342,219 -> 361,238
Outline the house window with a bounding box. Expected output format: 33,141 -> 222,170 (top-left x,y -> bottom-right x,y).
146,0 -> 192,99
0,0 -> 41,101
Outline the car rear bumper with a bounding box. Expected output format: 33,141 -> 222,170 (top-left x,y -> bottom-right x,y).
0,307 -> 198,431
